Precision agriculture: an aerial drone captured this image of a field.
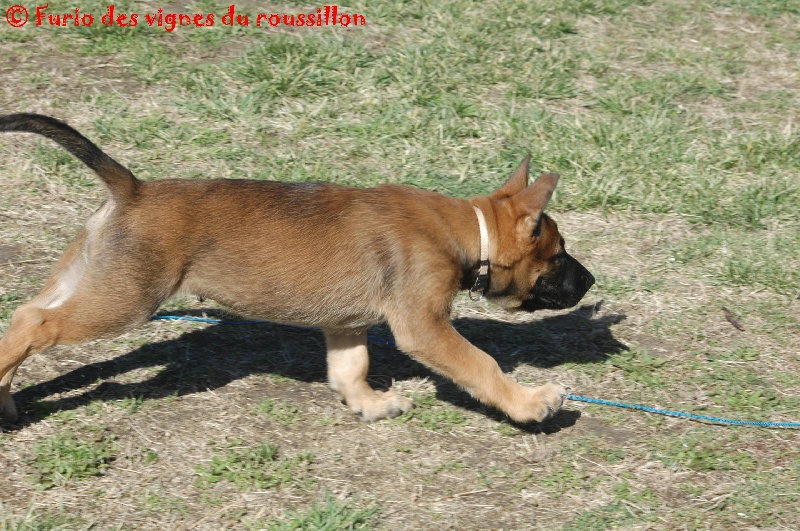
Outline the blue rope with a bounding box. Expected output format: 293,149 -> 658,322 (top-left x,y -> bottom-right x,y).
152,315 -> 273,325
151,314 -> 800,429
566,395 -> 800,428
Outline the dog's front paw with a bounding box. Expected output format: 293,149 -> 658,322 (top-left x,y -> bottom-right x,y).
506,382 -> 567,424
348,389 -> 414,422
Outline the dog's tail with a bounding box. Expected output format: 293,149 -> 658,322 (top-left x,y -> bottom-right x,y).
0,113 -> 140,200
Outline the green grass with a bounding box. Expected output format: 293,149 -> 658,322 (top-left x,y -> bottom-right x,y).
252,495 -> 380,531
255,398 -> 303,425
195,440 -> 314,491
140,489 -> 190,515
27,432 -> 117,490
0,294 -> 20,322
0,503 -> 91,531
389,393 -> 469,432
655,430 -> 758,472
20,0 -> 795,233
605,348 -> 669,386
566,482 -> 662,529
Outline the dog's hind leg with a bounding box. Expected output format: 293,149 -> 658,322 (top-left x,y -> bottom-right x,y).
324,330 -> 413,421
0,290 -> 164,423
0,303 -> 66,422
0,247 -> 171,423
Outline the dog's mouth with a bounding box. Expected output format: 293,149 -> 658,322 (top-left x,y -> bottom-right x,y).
519,258 -> 596,312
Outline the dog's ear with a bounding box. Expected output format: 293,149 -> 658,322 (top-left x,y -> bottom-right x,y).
512,172 -> 560,235
490,156 -> 531,200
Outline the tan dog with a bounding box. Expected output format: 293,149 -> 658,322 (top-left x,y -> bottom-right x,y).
0,114 -> 594,425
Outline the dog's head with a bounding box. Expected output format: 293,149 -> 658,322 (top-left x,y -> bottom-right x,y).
481,157 -> 595,312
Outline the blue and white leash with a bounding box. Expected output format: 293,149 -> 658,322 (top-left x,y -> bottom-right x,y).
152,314 -> 800,429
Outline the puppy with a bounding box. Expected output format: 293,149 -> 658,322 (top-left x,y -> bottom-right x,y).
0,114 -> 594,425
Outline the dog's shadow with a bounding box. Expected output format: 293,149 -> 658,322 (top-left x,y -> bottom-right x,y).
9,303 -> 626,433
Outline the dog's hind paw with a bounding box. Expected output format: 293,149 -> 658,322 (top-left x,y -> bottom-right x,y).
348,389 -> 413,422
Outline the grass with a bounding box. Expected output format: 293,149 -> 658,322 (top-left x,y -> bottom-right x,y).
255,398 -> 302,425
566,482 -> 662,530
140,489 -> 189,515
27,432 -> 117,490
252,495 -> 380,531
389,392 -> 470,432
0,0 -> 799,528
0,503 -> 91,531
195,440 -> 314,491
0,294 -> 21,321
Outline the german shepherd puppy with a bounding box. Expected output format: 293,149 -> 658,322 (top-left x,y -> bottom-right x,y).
0,114 -> 594,425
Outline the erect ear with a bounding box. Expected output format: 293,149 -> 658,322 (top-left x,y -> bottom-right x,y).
489,156 -> 531,200
512,172 -> 560,234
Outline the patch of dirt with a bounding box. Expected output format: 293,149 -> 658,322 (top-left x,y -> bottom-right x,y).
0,245 -> 21,263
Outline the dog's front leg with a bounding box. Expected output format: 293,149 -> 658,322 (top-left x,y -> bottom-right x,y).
323,330 -> 413,421
391,318 -> 567,424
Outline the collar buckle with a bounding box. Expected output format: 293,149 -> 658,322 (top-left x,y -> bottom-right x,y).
470,205 -> 490,301
469,261 -> 490,301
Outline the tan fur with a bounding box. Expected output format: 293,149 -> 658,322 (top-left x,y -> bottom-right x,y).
0,137 -> 585,424
325,331 -> 413,420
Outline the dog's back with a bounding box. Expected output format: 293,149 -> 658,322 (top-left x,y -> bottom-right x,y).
115,178 -> 471,329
